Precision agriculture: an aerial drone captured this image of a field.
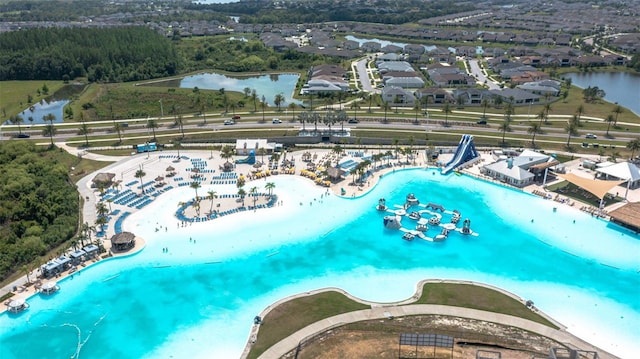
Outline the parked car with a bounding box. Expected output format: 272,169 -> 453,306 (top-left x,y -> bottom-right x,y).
585,133 -> 597,139
348,118 -> 359,124
272,118 -> 282,124
223,120 -> 235,125
232,115 -> 241,120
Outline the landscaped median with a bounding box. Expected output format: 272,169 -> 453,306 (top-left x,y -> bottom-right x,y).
245,281 -> 557,359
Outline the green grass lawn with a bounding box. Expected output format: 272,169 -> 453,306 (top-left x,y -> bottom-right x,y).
247,282 -> 557,358
0,80 -> 67,120
247,291 -> 369,359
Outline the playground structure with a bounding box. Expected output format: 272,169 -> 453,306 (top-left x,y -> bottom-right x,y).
235,150 -> 256,165
441,135 -> 479,175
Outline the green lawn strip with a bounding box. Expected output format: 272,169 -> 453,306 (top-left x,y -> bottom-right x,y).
414,283 -> 558,328
247,291 -> 369,359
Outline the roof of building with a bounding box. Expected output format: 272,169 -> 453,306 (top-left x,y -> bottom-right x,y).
110,231 -> 136,245
608,202 -> 640,230
596,162 -> 640,182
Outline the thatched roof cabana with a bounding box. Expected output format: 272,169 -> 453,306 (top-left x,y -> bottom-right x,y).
110,231 -> 136,252
326,166 -> 345,181
92,173 -> 116,188
608,202 -> 640,233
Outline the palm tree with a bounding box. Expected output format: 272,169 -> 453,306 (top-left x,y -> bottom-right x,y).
626,138 -> 640,159
442,103 -> 452,127
113,122 -> 123,143
336,110 -> 347,132
605,114 -> 615,136
265,182 -> 275,197
96,201 -> 108,218
190,181 -> 201,200
565,120 -> 579,148
10,114 -> 24,135
527,123 -> 542,147
237,187 -> 246,206
147,119 -> 158,140
42,122 -> 56,146
310,111 -> 320,132
95,215 -> 108,234
413,101 -> 421,124
249,186 -> 258,207
298,111 -> 308,131
220,145 -> 235,164
135,168 -> 146,195
176,115 -> 185,138
481,98 -> 489,119
576,104 -> 584,124
288,102 -> 296,122
78,121 -> 91,147
207,190 -> 217,214
251,89 -> 258,113
536,110 -> 546,127
260,96 -> 267,123
382,101 -> 390,123
274,93 -> 285,111
22,265 -> 32,284
503,102 -> 514,122
367,93 -> 374,113
498,121 -> 511,146
612,105 -> 622,126
421,95 -> 432,115
350,101 -> 360,121
543,103 -> 552,124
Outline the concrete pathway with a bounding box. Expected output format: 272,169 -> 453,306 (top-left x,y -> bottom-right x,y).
256,304 -> 617,359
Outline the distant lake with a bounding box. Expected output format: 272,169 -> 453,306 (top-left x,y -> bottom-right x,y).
564,72 -> 640,116
179,72 -> 301,106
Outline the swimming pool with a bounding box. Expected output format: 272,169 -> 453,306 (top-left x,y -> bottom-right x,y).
1,169 -> 638,358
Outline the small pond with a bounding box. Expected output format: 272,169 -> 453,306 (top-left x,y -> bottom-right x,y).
179,72 -> 301,106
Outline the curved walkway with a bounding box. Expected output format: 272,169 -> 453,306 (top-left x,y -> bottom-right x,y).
249,280 -> 618,359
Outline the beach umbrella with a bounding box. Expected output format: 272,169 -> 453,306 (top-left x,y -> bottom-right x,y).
166,166 -> 175,172
155,175 -> 164,182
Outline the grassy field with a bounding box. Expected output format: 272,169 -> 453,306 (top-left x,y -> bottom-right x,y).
414,283 -> 557,327
247,291 -> 369,359
247,282 -> 556,358
0,80 -> 67,120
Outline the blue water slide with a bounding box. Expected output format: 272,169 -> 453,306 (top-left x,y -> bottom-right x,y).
441,134 -> 478,175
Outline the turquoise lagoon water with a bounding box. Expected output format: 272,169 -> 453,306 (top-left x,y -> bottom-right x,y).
1,169 -> 639,358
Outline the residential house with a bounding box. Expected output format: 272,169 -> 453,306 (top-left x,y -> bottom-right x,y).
490,88 -> 542,104
381,86 -> 416,107
415,88 -> 453,104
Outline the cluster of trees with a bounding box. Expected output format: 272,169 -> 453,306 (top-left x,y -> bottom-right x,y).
0,27 -> 180,82
0,142 -> 79,281
205,0 -> 476,25
178,38 -> 332,74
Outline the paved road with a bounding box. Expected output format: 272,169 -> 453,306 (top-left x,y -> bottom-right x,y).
468,59 -> 500,90
355,58 -> 376,93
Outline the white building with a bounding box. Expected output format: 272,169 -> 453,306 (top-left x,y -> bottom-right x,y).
481,149 -> 558,187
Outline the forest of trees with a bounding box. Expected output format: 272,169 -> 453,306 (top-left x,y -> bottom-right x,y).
0,142 -> 79,280
0,27 -> 181,82
199,0 -> 476,25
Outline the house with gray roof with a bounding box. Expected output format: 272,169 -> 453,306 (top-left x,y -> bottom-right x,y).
481,149 -> 557,187
517,80 -> 561,97
490,88 -> 542,104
